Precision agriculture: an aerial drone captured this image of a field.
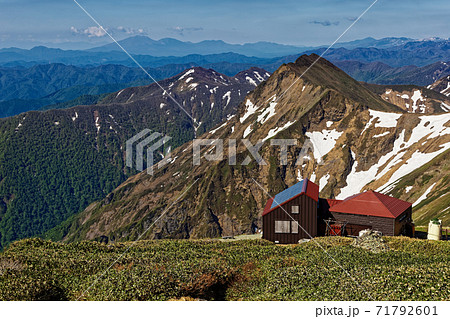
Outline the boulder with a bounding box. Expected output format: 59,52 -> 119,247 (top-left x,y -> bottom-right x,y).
351,229 -> 390,253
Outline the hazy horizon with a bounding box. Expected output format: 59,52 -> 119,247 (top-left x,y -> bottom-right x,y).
2,34 -> 443,51
1,0 -> 449,49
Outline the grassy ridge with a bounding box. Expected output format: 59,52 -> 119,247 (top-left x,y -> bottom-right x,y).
0,237 -> 448,301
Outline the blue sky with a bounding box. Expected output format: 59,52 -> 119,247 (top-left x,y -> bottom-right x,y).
0,0 -> 449,49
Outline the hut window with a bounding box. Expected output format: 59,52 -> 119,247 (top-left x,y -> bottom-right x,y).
275,220 -> 290,233
291,221 -> 298,233
292,205 -> 299,214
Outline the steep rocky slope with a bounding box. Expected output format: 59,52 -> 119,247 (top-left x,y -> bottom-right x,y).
386,149 -> 450,226
0,67 -> 268,248
54,55 -> 410,240
363,83 -> 450,113
429,75 -> 450,97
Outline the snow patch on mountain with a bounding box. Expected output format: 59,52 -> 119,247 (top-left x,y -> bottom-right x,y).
441,81 -> 450,96
209,122 -> 228,135
262,121 -> 296,142
338,113 -> 450,199
441,102 -> 450,112
373,131 -> 390,138
305,129 -> 343,161
246,76 -> 257,86
209,87 -> 218,94
253,71 -> 264,82
243,124 -> 253,138
240,99 -> 259,123
297,169 -> 302,181
179,69 -> 194,80
222,91 -> 231,106
188,83 -> 198,90
257,101 -> 277,124
126,93 -> 135,102
410,90 -> 425,113
413,182 -> 437,207
380,145 -> 450,194
319,173 -> 330,191
116,89 -> 125,98
372,110 -> 402,128
95,116 -> 100,133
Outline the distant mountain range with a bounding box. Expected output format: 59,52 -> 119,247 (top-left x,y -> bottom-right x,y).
2,59 -> 449,119
0,62 -> 265,117
334,60 -> 450,86
1,36 -> 421,59
1,37 -> 450,119
0,47 -> 271,68
86,36 -> 310,58
1,36 -> 448,67
309,40 -> 450,67
0,64 -> 153,102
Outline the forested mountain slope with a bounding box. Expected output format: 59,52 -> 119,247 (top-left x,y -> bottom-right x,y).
0,67 -> 269,248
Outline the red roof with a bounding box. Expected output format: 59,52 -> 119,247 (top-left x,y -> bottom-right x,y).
306,181 -> 319,202
263,197 -> 274,216
330,190 -> 412,219
327,199 -> 342,207
262,179 -> 319,216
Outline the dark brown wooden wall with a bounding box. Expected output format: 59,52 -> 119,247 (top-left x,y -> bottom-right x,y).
331,211 -> 395,236
318,198 -> 333,236
262,194 -> 317,244
394,207 -> 413,236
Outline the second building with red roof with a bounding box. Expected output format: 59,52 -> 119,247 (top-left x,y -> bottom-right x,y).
262,179 -> 414,244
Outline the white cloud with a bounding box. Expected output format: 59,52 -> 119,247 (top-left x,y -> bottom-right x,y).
168,26 -> 203,36
70,26 -> 147,38
70,26 -> 107,38
116,26 -> 146,35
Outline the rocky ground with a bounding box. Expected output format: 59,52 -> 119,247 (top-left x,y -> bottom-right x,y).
351,230 -> 391,253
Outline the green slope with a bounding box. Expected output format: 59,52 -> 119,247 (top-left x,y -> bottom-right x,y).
0,237 -> 448,300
